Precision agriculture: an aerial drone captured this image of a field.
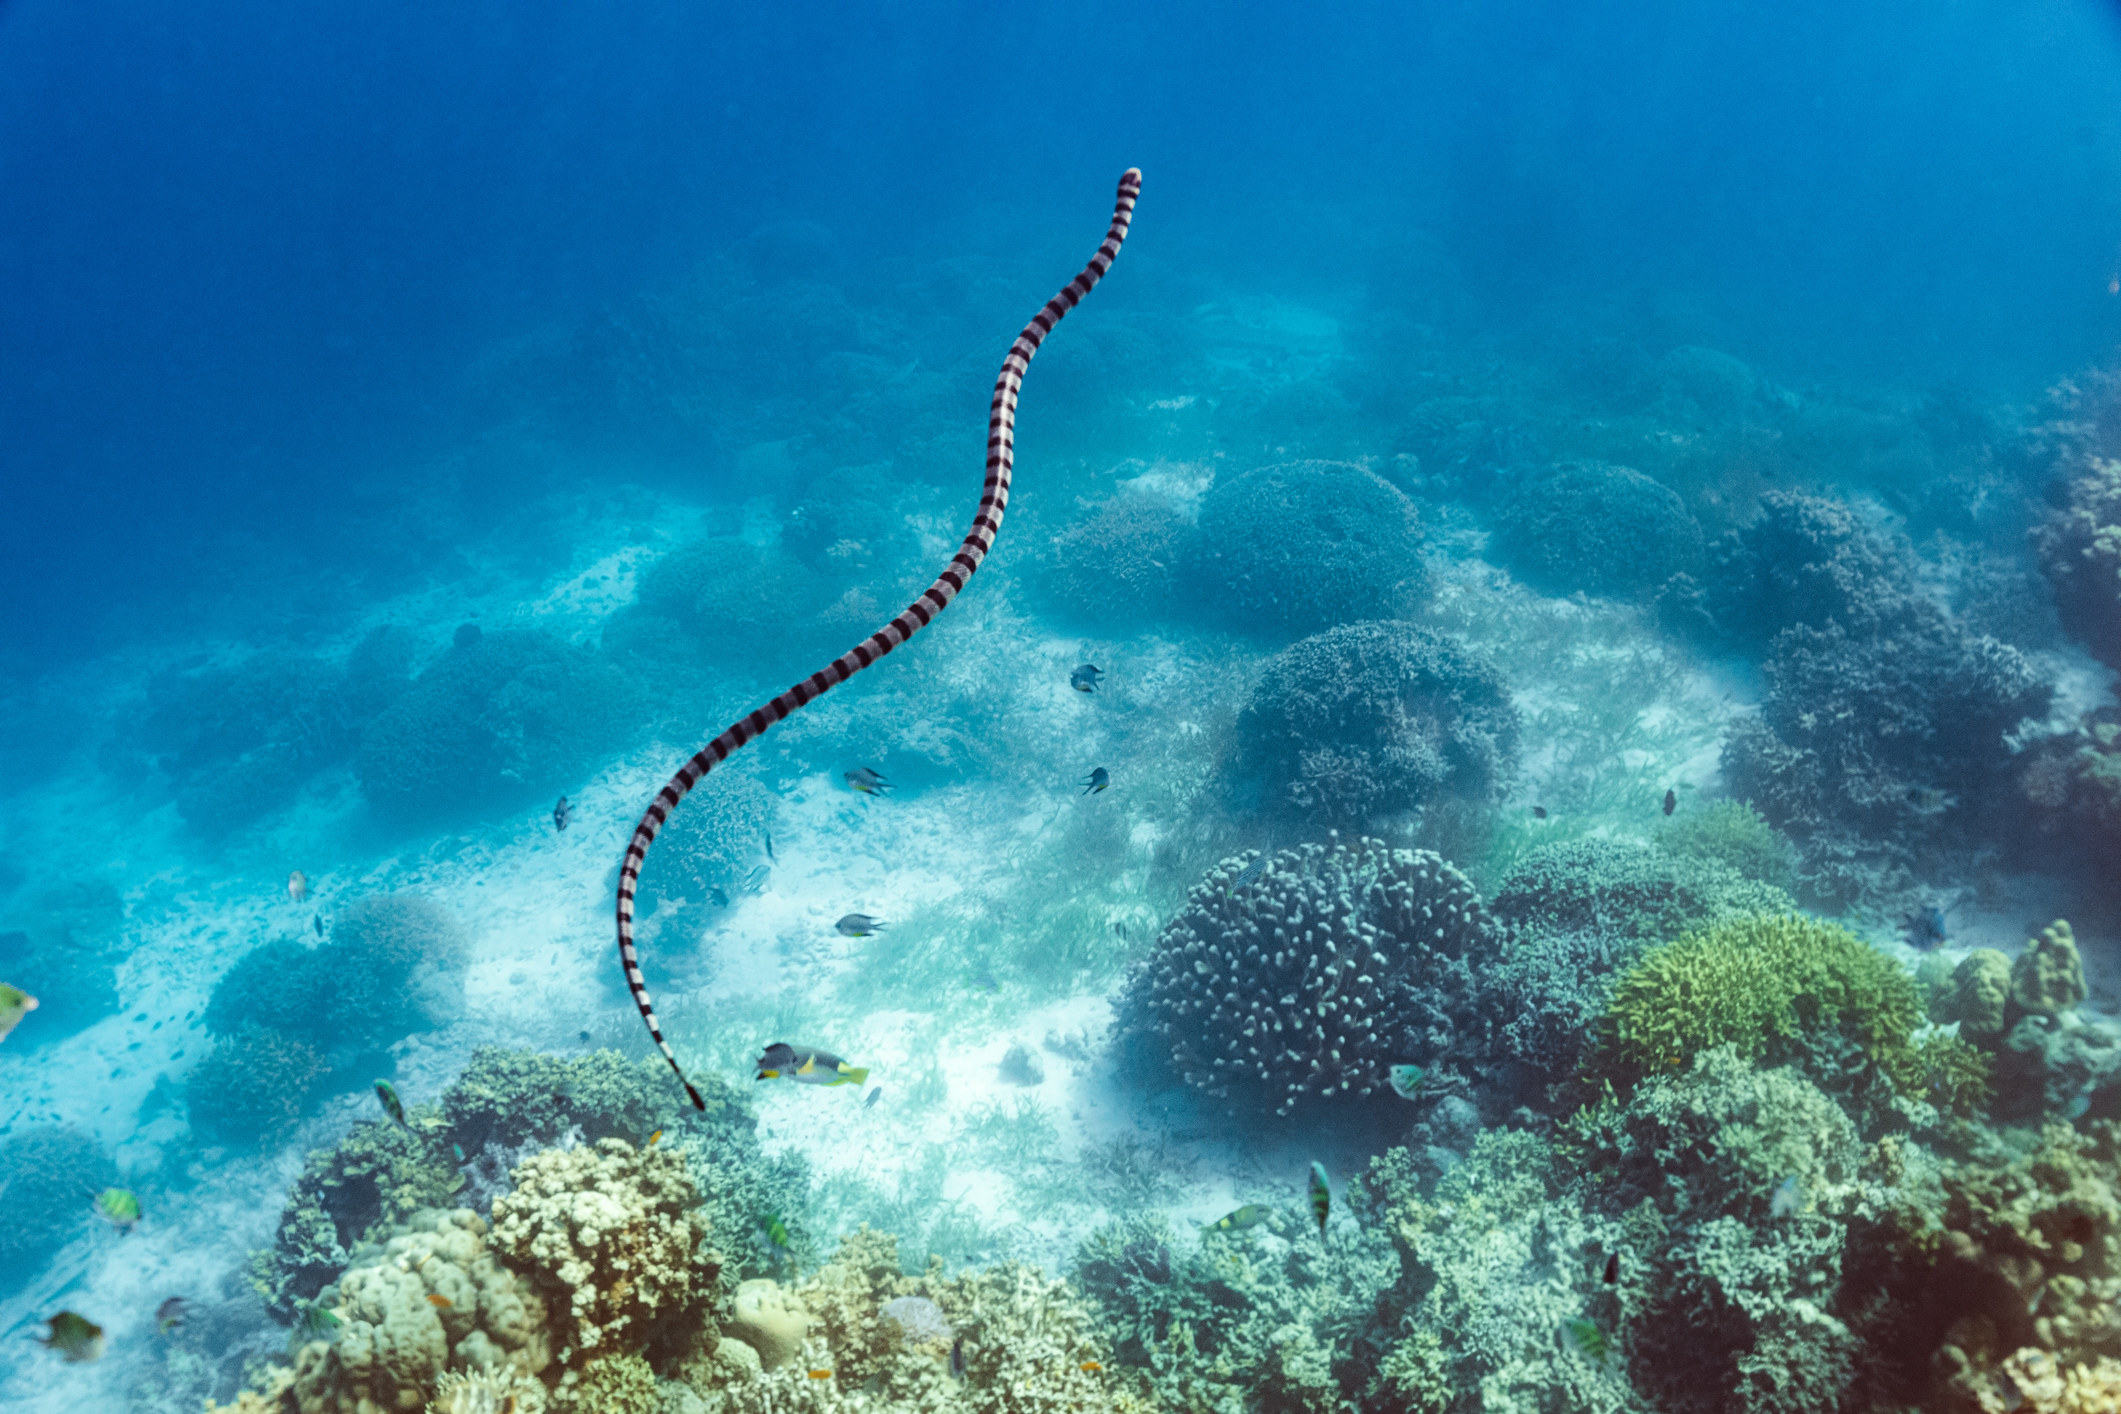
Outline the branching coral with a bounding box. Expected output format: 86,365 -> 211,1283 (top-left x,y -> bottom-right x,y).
354,624 -> 642,828
1654,800 -> 1801,894
187,1023 -> 331,1147
1039,484 -> 1191,626
630,768 -> 775,918
1592,914 -> 1989,1120
1119,838 -> 1501,1116
1492,460 -> 1703,601
486,1138 -> 715,1363
1232,620 -> 1518,832
2030,457 -> 2121,669
1185,461 -> 1427,637
287,1208 -> 552,1414
1700,490 -> 1925,651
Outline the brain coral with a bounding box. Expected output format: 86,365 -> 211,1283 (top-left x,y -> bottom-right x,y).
486,1138 -> 715,1362
288,1208 -> 551,1414
1185,461 -> 1427,637
1492,460 -> 1704,601
1118,837 -> 1500,1116
2031,457 -> 2121,669
1232,620 -> 1518,831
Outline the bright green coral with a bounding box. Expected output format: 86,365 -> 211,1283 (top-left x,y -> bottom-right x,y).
1654,800 -> 1802,893
1593,913 -> 1987,1114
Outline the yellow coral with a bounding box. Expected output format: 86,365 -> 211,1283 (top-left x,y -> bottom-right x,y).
204,1368 -> 295,1413
1983,1348 -> 2121,1414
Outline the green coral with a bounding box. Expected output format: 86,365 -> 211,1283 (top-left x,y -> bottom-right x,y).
186,1024 -> 331,1147
1490,838 -> 1795,947
1654,800 -> 1801,893
550,1353 -> 660,1414
1592,913 -> 1989,1117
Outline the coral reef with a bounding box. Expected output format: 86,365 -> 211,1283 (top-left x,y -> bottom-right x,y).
287,1208 -> 552,1414
603,536 -> 847,685
1231,620 -> 1518,831
0,1126 -> 116,1295
207,893 -> 466,1057
1591,914 -> 1988,1118
1038,484 -> 1191,626
1492,460 -> 1703,601
187,1023 -> 332,1147
630,768 -> 775,918
486,1138 -> 716,1361
724,1279 -> 810,1370
354,625 -> 642,828
133,626 -> 417,837
1185,461 -> 1427,637
1722,611 -> 2052,906
426,1368 -> 548,1413
1932,923 -> 2121,1122
1654,799 -> 1801,893
1118,837 -> 1501,1116
2030,457 -> 2121,669
1699,490 -> 1925,651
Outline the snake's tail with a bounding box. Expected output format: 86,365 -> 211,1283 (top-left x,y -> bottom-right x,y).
616,169 -> 1142,1108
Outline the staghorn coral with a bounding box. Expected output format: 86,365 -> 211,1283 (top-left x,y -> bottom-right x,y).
1232,620 -> 1518,832
1119,838 -> 1500,1116
1492,460 -> 1703,602
187,1023 -> 332,1147
0,1125 -> 116,1297
288,1208 -> 551,1414
1591,914 -> 1990,1120
354,625 -> 642,829
1185,461 -> 1427,637
2030,457 -> 2121,669
486,1138 -> 715,1363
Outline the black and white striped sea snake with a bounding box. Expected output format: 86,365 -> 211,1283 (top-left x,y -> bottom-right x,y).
617,169 -> 1143,1108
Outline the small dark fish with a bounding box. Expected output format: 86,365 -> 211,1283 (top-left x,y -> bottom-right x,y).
1227,856 -> 1266,895
553,796 -> 572,832
1307,1161 -> 1331,1237
1531,805 -> 1548,819
1904,904 -> 1949,952
374,1079 -> 407,1128
950,1334 -> 966,1380
1070,664 -> 1103,693
39,1311 -> 103,1363
863,1086 -> 882,1110
1662,788 -> 1677,817
578,1030 -> 592,1042
155,1297 -> 189,1333
1082,766 -> 1110,795
312,913 -> 325,938
845,766 -> 891,796
756,1042 -> 870,1088
765,832 -> 776,861
836,913 -> 885,937
1603,1252 -> 1619,1285
708,886 -> 730,908
1204,1203 -> 1273,1235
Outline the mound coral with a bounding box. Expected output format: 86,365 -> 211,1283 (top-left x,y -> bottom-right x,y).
1038,485 -> 1191,626
1722,610 -> 2052,905
1932,923 -> 2121,1122
1185,461 -> 1427,637
1654,800 -> 1801,893
186,1023 -> 331,1147
603,536 -> 843,685
0,1126 -> 116,1296
1593,914 -> 1989,1119
486,1139 -> 716,1361
1699,490 -> 1924,651
354,624 -> 642,829
287,1208 -> 552,1414
2030,458 -> 2121,669
1232,620 -> 1518,831
207,892 -> 466,1057
1118,837 -> 1501,1116
1492,460 -> 1703,601
629,769 -> 775,919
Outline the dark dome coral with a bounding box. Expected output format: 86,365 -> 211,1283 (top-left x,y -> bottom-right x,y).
1493,460 -> 1702,600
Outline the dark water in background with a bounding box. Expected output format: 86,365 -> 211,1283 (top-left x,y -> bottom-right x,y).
4,0 -> 2121,671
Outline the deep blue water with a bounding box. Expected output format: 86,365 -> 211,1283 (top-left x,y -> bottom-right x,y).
6,0 -> 2121,675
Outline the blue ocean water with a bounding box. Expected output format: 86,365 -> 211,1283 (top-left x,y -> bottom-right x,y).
3,2 -> 2121,1409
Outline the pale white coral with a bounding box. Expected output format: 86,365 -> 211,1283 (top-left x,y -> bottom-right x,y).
289,1208 -> 550,1414
486,1137 -> 713,1360
426,1368 -> 547,1414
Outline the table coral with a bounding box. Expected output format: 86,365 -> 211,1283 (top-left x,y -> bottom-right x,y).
287,1209 -> 551,1414
1118,837 -> 1501,1116
1231,620 -> 1518,832
486,1139 -> 715,1363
